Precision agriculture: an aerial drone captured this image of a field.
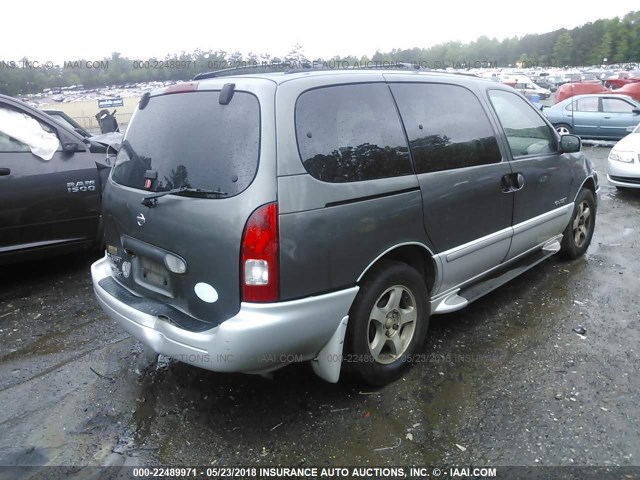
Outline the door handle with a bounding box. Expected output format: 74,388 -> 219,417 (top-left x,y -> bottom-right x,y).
501,174 -> 512,193
501,173 -> 525,193
0,168 -> 10,176
603,116 -> 611,119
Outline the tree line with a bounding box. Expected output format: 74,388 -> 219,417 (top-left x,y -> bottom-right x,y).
371,9 -> 639,69
1,10 -> 638,96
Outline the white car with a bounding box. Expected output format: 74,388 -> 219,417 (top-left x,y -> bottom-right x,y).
501,75 -> 552,99
607,123 -> 640,189
514,81 -> 552,99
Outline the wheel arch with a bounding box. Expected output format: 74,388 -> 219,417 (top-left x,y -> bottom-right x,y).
356,243 -> 438,294
577,176 -> 597,197
573,175 -> 598,206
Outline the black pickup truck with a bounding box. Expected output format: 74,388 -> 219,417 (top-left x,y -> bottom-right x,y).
0,94 -> 120,264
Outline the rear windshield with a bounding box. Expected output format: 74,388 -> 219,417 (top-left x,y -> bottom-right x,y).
112,91 -> 260,196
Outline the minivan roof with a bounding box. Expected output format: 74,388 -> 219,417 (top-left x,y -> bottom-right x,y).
192,69 -> 497,86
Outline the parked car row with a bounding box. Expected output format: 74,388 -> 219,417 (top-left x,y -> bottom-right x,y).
603,70 -> 640,89
25,81 -> 176,107
531,69 -> 640,91
554,82 -> 640,103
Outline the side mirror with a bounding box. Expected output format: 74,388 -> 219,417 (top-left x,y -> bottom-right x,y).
58,131 -> 86,154
560,134 -> 581,153
63,142 -> 79,153
632,108 -> 640,115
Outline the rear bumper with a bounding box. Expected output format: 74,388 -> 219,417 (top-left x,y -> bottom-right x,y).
91,256 -> 359,373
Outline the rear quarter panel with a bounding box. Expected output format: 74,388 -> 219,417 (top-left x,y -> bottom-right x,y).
275,74 -> 434,300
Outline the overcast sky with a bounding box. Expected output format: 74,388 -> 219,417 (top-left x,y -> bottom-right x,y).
2,1 -> 638,63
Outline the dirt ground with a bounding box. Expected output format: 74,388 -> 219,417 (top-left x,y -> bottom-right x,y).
1,145 -> 639,478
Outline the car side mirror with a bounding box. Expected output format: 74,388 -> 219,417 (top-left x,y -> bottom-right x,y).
58,130 -> 86,154
63,142 -> 79,153
559,134 -> 581,153
632,108 -> 640,115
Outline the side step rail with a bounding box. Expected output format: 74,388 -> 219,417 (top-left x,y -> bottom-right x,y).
431,237 -> 561,314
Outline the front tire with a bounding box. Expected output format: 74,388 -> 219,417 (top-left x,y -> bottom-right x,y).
559,189 -> 596,259
555,124 -> 573,136
344,260 -> 429,386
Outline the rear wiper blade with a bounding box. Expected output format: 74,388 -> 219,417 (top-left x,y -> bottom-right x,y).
141,187 -> 228,207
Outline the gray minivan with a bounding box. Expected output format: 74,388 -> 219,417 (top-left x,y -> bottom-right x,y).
91,69 -> 599,385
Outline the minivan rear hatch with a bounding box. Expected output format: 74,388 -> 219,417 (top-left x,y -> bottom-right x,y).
102,81 -> 275,331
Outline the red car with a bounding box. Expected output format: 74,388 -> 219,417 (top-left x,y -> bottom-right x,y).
555,83 -> 608,103
609,82 -> 640,102
604,71 -> 640,89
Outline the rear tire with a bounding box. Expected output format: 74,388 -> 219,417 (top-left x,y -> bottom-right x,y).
344,260 -> 429,386
559,189 -> 596,260
555,124 -> 573,136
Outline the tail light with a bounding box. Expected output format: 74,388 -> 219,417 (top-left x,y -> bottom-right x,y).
163,82 -> 199,94
241,203 -> 279,302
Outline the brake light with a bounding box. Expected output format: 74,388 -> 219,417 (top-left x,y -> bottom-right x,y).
241,203 -> 279,302
163,82 -> 199,94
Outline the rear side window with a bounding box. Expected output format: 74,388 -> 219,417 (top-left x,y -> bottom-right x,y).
112,91 -> 259,196
295,83 -> 412,183
488,90 -> 557,157
390,83 -> 501,173
602,98 -> 634,113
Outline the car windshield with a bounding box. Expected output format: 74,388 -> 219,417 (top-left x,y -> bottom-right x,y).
111,91 -> 260,197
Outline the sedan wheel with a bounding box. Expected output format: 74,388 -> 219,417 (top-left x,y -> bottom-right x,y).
555,124 -> 572,135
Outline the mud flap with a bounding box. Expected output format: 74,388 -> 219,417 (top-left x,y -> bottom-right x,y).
311,316 -> 349,383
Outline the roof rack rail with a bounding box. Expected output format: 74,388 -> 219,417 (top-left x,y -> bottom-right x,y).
283,62 -> 323,74
194,61 -> 322,79
445,71 -> 481,78
192,61 -> 482,80
284,61 -> 429,74
193,64 -> 285,81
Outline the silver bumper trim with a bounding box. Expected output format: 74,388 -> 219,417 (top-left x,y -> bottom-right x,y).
91,256 -> 359,374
